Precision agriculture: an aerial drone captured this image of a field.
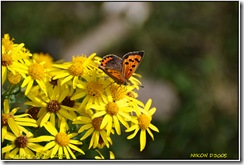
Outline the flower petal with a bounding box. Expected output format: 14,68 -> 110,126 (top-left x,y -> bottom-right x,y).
68,143 -> 85,155
71,91 -> 86,100
69,139 -> 82,145
66,146 -> 76,159
140,129 -> 146,151
63,146 -> 70,159
127,128 -> 139,140
44,141 -> 56,151
144,99 -> 152,111
149,123 -> 159,132
8,118 -> 20,136
27,142 -> 44,152
58,109 -> 76,121
149,107 -> 157,116
2,126 -> 7,142
44,122 -> 58,136
146,128 -> 154,140
3,99 -> 10,114
50,144 -> 59,158
58,146 -> 63,159
59,118 -> 67,133
126,124 -> 139,132
2,144 -> 16,153
80,127 -> 94,141
100,114 -> 110,129
53,72 -> 70,79
29,136 -> 54,142
113,116 -> 121,135
25,78 -> 34,95
21,76 -> 31,88
92,111 -> 106,119
40,112 -> 51,127
61,75 -> 73,86
78,124 -> 93,133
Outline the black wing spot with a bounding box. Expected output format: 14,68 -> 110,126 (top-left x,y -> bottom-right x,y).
129,59 -> 134,62
135,58 -> 140,62
129,69 -> 133,71
132,65 -> 136,68
125,62 -> 129,65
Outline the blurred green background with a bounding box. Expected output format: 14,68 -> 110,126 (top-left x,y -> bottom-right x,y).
2,2 -> 239,159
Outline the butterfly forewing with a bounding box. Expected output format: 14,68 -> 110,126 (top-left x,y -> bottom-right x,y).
99,54 -> 126,84
122,51 -> 144,80
99,54 -> 123,71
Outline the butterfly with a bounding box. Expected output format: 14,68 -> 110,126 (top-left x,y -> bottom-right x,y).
98,51 -> 144,85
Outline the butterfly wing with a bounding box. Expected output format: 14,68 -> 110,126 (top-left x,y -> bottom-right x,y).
122,51 -> 144,80
99,54 -> 126,84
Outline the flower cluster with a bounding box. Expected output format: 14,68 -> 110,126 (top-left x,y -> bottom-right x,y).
1,34 -> 159,159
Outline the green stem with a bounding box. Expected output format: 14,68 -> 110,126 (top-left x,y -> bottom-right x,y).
2,84 -> 21,99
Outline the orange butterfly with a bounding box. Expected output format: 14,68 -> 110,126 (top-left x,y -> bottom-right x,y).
98,51 -> 144,85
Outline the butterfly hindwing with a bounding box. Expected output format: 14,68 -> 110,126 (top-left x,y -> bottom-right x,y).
122,51 -> 144,80
101,68 -> 126,84
99,54 -> 126,84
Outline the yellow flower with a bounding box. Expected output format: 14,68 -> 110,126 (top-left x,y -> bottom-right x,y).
95,150 -> 115,159
109,83 -> 129,101
91,88 -> 133,135
109,83 -> 144,112
2,99 -> 38,142
2,129 -> 45,159
125,99 -> 159,151
33,52 -> 53,69
2,34 -> 31,85
128,73 -> 143,89
71,69 -> 110,111
51,53 -> 97,88
73,110 -> 113,149
25,82 -> 77,127
21,59 -> 50,95
42,118 -> 85,159
7,71 -> 22,85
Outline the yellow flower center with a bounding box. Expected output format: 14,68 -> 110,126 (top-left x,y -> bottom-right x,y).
106,102 -> 119,116
7,71 -> 22,85
2,53 -> 13,66
110,84 -> 127,101
55,132 -> 70,146
68,62 -> 84,76
138,114 -> 150,130
28,63 -> 45,80
1,114 -> 14,126
86,81 -> 102,97
92,117 -> 103,131
15,135 -> 28,148
68,55 -> 90,76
